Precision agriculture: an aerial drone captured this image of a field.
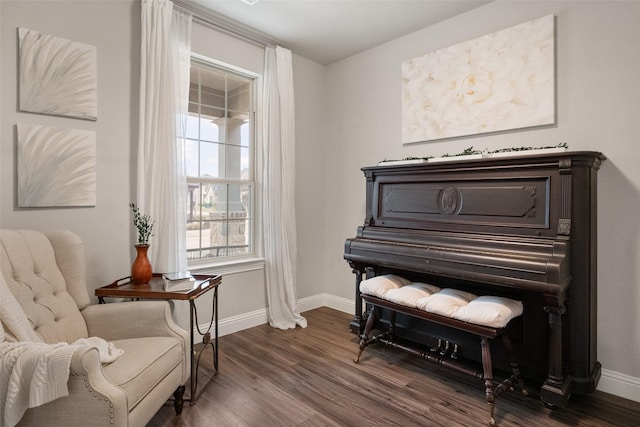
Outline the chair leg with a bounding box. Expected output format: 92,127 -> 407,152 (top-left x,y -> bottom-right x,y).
173,385 -> 186,415
480,337 -> 496,426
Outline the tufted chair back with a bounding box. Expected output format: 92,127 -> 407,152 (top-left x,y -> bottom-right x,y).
0,229 -> 90,343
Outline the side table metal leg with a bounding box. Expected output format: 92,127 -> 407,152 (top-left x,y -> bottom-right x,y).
189,299 -> 196,404
188,287 -> 219,404
214,287 -> 218,372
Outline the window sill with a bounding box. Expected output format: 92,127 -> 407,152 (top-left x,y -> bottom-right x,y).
189,257 -> 265,276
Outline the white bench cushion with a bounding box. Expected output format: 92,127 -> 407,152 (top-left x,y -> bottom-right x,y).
385,283 -> 441,308
453,296 -> 523,328
359,274 -> 410,299
360,275 -> 523,328
417,288 -> 478,317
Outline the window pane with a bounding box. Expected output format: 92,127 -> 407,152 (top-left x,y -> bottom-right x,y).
185,114 -> 199,139
185,139 -> 199,177
189,66 -> 200,104
240,122 -> 250,147
200,141 -> 220,178
224,117 -> 245,146
240,147 -> 250,177
225,145 -> 241,179
201,183 -> 216,215
227,183 -> 246,216
201,105 -> 224,122
228,219 -> 250,255
199,116 -> 219,142
186,221 -> 202,252
241,184 -> 252,219
209,220 -> 228,257
186,183 -> 201,222
227,75 -> 250,113
186,221 -> 213,261
199,68 -> 226,109
211,184 -> 228,219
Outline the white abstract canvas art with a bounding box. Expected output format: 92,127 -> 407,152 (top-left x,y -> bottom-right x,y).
402,15 -> 555,143
19,27 -> 97,120
17,123 -> 96,207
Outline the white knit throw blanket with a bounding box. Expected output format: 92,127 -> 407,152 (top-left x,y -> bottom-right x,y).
0,275 -> 123,427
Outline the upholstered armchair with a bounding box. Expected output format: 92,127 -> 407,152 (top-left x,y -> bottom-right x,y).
0,229 -> 189,426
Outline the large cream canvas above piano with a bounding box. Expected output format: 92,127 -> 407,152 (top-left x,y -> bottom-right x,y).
401,15 -> 555,144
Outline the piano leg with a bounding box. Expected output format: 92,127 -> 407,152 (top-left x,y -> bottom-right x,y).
349,266 -> 364,334
541,304 -> 572,408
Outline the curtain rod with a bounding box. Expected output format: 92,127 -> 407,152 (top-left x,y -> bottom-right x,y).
173,0 -> 279,49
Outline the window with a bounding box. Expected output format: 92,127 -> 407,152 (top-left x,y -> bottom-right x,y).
184,59 -> 255,264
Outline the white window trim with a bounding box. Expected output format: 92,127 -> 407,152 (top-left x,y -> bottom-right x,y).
189,256 -> 265,276
186,54 -> 263,273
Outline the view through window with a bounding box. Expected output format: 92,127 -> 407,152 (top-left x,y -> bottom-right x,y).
184,59 -> 254,262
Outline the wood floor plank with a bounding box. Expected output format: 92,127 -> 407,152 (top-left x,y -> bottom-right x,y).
148,307 -> 640,426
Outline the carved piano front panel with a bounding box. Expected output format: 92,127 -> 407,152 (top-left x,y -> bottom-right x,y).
377,177 -> 549,229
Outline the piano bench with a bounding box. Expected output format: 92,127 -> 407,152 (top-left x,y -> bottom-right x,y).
353,276 -> 527,426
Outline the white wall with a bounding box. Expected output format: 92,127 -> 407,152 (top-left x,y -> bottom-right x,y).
323,1 -> 640,401
292,54 -> 327,299
1,0 -> 138,292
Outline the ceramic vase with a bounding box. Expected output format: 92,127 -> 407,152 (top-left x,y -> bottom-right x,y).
132,244 -> 153,285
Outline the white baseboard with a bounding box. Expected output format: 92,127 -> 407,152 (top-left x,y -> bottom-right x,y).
218,307 -> 268,337
597,368 -> 640,403
215,293 -> 354,337
298,293 -> 354,314
208,293 -> 639,403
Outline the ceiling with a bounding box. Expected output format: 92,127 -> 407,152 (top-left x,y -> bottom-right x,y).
186,0 -> 492,65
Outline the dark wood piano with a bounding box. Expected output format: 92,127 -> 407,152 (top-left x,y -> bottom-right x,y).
344,150 -> 605,408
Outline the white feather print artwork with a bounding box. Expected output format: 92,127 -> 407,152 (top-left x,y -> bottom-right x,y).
19,27 -> 97,120
17,123 -> 96,207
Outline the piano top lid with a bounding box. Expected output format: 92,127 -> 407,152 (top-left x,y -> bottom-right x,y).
367,150 -> 605,173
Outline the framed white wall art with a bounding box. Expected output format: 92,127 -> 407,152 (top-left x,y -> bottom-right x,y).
17,123 -> 96,207
18,27 -> 97,120
402,15 -> 555,144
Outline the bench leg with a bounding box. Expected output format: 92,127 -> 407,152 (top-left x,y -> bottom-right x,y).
354,305 -> 378,363
388,309 -> 397,341
480,337 -> 496,426
500,333 -> 528,396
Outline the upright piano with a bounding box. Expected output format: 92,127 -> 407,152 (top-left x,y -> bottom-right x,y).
344,151 -> 605,408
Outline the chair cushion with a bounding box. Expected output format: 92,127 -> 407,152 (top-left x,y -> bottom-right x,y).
101,336 -> 183,410
0,230 -> 88,343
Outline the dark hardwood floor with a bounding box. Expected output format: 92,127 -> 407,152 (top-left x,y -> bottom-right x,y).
148,307 -> 640,426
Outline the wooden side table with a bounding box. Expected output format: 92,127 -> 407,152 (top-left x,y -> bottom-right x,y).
95,273 -> 222,404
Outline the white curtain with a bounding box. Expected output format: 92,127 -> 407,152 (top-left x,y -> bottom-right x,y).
138,0 -> 191,273
262,46 -> 307,330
